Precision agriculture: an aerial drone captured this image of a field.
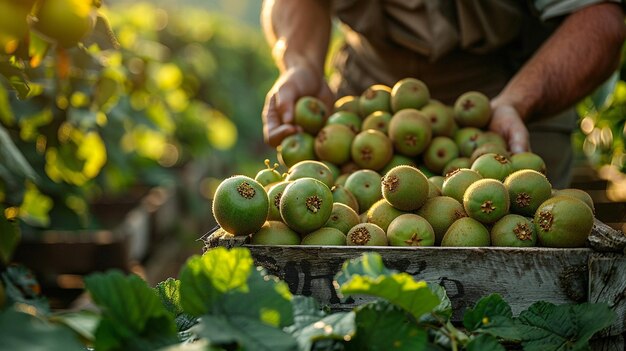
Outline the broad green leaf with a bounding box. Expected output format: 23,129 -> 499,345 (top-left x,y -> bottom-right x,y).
285,296 -> 355,351
346,300 -> 426,351
336,253 -> 439,320
50,310 -> 100,342
0,307 -> 84,351
463,294 -> 521,340
419,283 -> 452,325
193,314 -> 298,351
179,247 -> 253,316
154,278 -> 197,332
517,301 -> 616,351
0,61 -> 30,99
0,209 -> 20,264
219,266 -> 293,328
84,270 -> 178,351
466,334 -> 506,351
0,124 -> 37,180
155,278 -> 183,316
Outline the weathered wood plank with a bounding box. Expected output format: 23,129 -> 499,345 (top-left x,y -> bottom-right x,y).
590,334 -> 625,351
240,245 -> 591,320
589,253 -> 626,337
589,219 -> 626,254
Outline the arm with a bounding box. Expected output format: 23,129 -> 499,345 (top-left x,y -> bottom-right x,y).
261,0 -> 334,147
490,2 -> 625,153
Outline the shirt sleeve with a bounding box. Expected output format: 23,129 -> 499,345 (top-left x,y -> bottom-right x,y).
534,0 -> 623,21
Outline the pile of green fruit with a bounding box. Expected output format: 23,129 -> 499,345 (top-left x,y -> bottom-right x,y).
212,78 -> 596,247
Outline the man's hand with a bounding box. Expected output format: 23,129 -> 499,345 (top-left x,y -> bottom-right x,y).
489,100 -> 530,154
262,63 -> 334,147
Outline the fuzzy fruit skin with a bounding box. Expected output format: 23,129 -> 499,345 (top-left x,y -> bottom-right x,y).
455,127 -> 482,157
344,169 -> 383,213
294,96 -> 327,134
250,221 -> 301,245
490,214 -> 537,247
553,188 -> 595,214
463,178 -> 510,224
326,111 -> 362,134
350,129 -> 393,170
278,133 -> 315,168
0,0 -> 30,52
359,84 -> 392,116
346,223 -> 388,246
388,109 -> 432,157
314,124 -> 355,166
381,154 -> 416,176
417,196 -> 467,245
470,143 -> 510,164
362,111 -> 392,134
441,217 -> 490,247
471,153 -> 513,181
504,169 -> 552,217
331,184 -> 360,213
442,157 -> 471,177
391,78 -> 430,112
267,181 -> 291,221
510,152 -> 546,173
423,136 -> 459,175
301,227 -> 347,245
534,196 -> 594,248
442,168 -> 483,203
366,199 -> 407,232
428,176 -> 445,191
382,165 -> 429,211
421,102 -> 455,137
427,181 -> 442,199
286,160 -> 334,189
334,95 -> 360,114
212,175 -> 269,236
34,0 -> 96,47
255,169 -> 282,187
387,214 -> 435,246
453,91 -> 491,128
280,178 -> 333,234
324,202 -> 360,234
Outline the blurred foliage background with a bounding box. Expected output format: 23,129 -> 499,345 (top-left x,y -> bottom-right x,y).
0,0 -> 277,253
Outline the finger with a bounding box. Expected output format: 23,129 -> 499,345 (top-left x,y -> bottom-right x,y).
267,124 -> 299,147
509,125 -> 530,154
276,82 -> 298,124
262,94 -> 281,145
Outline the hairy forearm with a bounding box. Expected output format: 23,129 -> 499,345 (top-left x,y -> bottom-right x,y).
261,0 -> 331,75
495,2 -> 625,120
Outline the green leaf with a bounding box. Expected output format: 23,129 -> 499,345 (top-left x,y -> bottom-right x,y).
18,182 -> 52,227
0,124 -> 37,180
516,301 -> 616,351
179,247 -> 253,316
285,296 -> 355,351
0,307 -> 84,351
0,210 -> 20,264
419,283 -> 452,325
463,294 -> 521,341
193,314 -> 298,351
50,310 -> 100,342
84,270 -> 178,351
336,253 -> 439,320
155,278 -> 183,316
346,300 -> 426,351
154,278 -> 197,332
0,83 -> 14,125
220,266 -> 293,328
0,61 -> 30,99
466,334 -> 506,351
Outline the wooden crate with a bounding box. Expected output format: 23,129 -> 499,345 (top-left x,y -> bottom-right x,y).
205,219 -> 626,350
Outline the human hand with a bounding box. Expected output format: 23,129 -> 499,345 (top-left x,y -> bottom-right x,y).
489,101 -> 530,154
262,63 -> 334,147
